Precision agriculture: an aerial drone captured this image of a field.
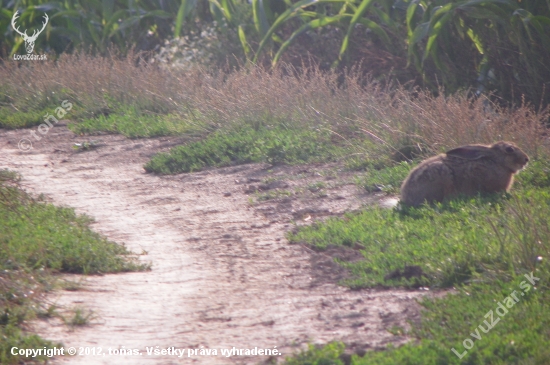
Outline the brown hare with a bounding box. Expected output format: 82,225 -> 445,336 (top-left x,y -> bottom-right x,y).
400,141 -> 529,207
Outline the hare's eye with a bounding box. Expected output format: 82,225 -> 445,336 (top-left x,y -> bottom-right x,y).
505,146 -> 514,153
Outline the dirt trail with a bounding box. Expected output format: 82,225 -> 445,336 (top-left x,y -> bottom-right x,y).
1,124 -> 428,364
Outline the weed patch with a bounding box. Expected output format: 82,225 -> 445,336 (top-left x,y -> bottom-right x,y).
291,197 -> 504,288
284,342 -> 346,365
70,106 -> 201,138
256,189 -> 293,202
0,107 -> 54,129
360,162 -> 412,194
2,56 -> 548,168
144,126 -> 346,174
64,307 -> 96,329
290,181 -> 550,289
1,191 -> 148,274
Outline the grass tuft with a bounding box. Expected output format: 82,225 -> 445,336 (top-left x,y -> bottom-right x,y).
70,105 -> 202,138
0,170 -> 148,364
144,126 -> 346,174
64,307 -> 96,329
360,162 -> 412,194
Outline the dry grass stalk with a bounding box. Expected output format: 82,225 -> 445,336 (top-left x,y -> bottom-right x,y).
1,53 -> 548,158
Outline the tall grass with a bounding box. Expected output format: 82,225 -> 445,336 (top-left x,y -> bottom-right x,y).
3,0 -> 548,108
1,54 -> 548,161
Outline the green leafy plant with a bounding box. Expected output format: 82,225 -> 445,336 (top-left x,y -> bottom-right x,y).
249,0 -> 550,108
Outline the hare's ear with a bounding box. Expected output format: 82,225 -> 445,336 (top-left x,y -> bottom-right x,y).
446,146 -> 490,160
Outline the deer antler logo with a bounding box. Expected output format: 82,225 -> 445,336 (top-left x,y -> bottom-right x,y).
11,11 -> 49,54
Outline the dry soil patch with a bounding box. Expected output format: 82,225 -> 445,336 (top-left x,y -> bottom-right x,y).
1,124 -> 429,364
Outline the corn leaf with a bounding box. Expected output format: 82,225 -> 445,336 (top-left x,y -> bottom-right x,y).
337,0 -> 376,64
253,0 -> 346,63
252,0 -> 270,36
174,0 -> 187,37
423,4 -> 454,62
467,28 -> 484,55
406,0 -> 420,38
238,25 -> 251,57
273,14 -> 344,65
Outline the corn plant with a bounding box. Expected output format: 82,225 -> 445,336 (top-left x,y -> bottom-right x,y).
248,0 -> 550,107
406,0 -> 550,102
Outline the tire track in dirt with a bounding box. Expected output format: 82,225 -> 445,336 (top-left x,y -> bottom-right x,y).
1,125 -> 429,364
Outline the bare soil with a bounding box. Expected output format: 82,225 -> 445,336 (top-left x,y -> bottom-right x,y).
1,123 -> 430,364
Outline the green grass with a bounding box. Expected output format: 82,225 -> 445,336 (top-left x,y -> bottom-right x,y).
284,342 -> 347,365
1,188 -> 147,274
0,89 -> 81,129
70,105 -> 200,138
1,94 -> 198,139
514,160 -> 550,189
360,161 -> 412,194
285,276 -> 550,365
285,159 -> 550,364
64,307 -> 96,328
257,189 -> 293,201
145,125 -> 347,174
290,190 -> 550,289
0,107 -> 54,129
0,170 -> 148,364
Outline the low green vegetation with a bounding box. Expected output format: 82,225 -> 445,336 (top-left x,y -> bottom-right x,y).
0,170 -> 148,364
0,108 -> 51,129
360,162 -> 412,194
144,126 -> 347,174
64,307 -> 96,329
0,97 -> 87,130
1,176 -> 147,274
286,159 -> 550,364
285,274 -> 550,365
285,342 -> 347,365
256,189 -> 293,202
70,106 -> 200,138
0,95 -> 201,138
291,189 -> 549,289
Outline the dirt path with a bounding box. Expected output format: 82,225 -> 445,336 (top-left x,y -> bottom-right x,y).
1,124 -> 428,364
